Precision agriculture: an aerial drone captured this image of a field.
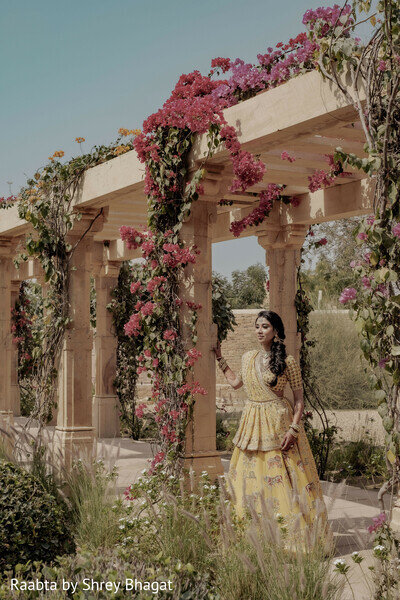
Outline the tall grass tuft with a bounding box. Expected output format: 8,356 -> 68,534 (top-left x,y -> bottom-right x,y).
61,457 -> 120,551
308,312 -> 375,409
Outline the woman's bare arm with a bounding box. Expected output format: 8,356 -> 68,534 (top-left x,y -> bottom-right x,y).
212,341 -> 243,390
222,367 -> 243,390
291,388 -> 304,426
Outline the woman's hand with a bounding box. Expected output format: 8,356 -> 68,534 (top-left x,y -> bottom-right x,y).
213,340 -> 222,359
281,430 -> 297,452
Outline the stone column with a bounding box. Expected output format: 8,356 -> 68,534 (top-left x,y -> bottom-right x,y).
0,237 -> 14,435
257,225 -> 307,358
92,247 -> 120,438
55,209 -> 105,463
180,201 -> 223,480
10,281 -> 21,417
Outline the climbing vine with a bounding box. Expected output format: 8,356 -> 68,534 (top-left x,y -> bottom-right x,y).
295,230 -> 338,479
4,135 -> 137,428
106,263 -> 237,441
313,0 -> 400,508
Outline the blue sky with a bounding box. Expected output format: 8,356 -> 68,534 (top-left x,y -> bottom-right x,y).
0,0 -> 355,278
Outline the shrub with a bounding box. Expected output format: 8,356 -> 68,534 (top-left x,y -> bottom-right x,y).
308,312 -> 375,409
0,461 -> 74,572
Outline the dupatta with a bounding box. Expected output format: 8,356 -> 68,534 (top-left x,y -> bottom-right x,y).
232,350 -> 294,451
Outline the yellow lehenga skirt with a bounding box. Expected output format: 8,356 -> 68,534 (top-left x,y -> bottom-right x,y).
226,350 -> 333,552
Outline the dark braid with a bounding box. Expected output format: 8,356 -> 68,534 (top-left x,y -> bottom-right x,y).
255,310 -> 287,387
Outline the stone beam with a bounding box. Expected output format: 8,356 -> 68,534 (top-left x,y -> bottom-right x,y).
282,179 -> 374,225
191,69 -> 364,164
212,179 -> 374,243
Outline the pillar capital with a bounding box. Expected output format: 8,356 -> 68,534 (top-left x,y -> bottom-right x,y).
69,206 -> 108,238
257,223 -> 307,250
0,236 -> 14,257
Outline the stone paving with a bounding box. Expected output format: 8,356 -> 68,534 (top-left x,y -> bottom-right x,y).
95,437 -> 385,599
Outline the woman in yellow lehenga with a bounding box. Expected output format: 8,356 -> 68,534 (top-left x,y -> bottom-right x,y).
214,310 -> 332,551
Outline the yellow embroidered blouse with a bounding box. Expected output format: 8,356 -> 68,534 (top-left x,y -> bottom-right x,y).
237,353 -> 302,391
232,350 -> 303,452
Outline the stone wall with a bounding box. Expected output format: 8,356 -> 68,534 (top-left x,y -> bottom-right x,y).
216,309 -> 262,411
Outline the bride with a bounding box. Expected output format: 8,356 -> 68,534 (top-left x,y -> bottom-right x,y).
213,310 -> 332,548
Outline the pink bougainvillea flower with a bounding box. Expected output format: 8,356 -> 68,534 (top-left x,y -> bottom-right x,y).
186,347 -> 202,366
339,287 -> 357,304
281,151 -> 296,163
130,281 -> 142,294
378,358 -> 389,369
362,276 -> 371,289
392,223 -> 400,238
368,512 -> 387,533
135,403 -> 146,419
364,252 -> 372,263
229,150 -> 266,193
377,60 -> 387,72
141,301 -> 156,317
119,226 -> 145,250
308,169 -> 335,192
366,215 -> 375,226
210,57 -> 231,73
163,329 -> 177,341
124,313 -> 142,337
357,232 -> 368,241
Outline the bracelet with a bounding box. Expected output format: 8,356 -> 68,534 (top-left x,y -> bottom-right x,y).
218,358 -> 228,372
290,423 -> 300,432
289,427 -> 299,438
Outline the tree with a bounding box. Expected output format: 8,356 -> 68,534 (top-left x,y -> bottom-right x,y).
301,217 -> 364,307
230,263 -> 267,309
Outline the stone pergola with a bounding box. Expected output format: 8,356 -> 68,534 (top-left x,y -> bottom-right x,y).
0,70 -> 373,478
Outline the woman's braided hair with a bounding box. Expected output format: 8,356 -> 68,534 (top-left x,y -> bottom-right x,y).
255,310 -> 287,388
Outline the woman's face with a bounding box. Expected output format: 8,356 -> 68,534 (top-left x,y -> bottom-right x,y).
255,317 -> 275,345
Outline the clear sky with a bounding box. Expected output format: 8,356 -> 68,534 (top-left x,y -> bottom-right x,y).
0,0 -> 348,278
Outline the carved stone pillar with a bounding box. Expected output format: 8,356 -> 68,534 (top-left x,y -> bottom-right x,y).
55,209 -> 105,462
0,237 -> 14,435
92,244 -> 119,438
180,201 -> 223,480
257,224 -> 307,358
10,281 -> 21,417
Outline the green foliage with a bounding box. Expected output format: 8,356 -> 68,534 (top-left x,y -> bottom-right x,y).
308,312 -> 378,409
11,281 -> 44,417
0,551 -> 217,600
107,265 -> 237,440
0,461 -> 74,572
216,416 -> 239,452
211,274 -> 237,342
14,139 -> 129,424
314,0 -> 400,503
301,218 -> 363,307
107,261 -> 144,439
231,263 -> 267,308
327,437 -> 388,483
63,459 -> 121,551
211,264 -> 267,310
